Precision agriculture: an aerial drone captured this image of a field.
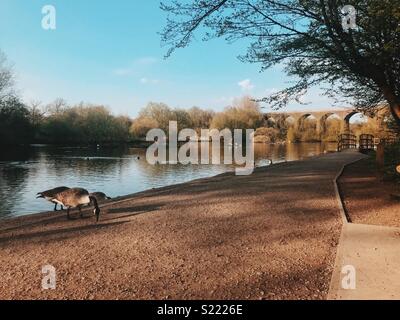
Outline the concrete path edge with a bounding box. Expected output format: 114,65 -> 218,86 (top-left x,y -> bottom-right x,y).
328,154 -> 367,300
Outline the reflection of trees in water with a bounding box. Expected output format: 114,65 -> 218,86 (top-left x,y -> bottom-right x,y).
42,146 -> 134,181
134,143 -> 338,178
0,164 -> 30,216
285,142 -> 336,162
255,142 -> 336,163
254,144 -> 286,163
285,143 -> 302,162
0,146 -> 44,216
133,146 -> 229,182
0,145 -> 40,162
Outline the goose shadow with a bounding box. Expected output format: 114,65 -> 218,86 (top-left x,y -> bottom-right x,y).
0,211 -> 72,233
0,220 -> 128,244
106,204 -> 163,215
0,203 -> 163,235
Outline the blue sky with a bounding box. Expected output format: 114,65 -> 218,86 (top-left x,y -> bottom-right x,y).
0,0 -> 339,117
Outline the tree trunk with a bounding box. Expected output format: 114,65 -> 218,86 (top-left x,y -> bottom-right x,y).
389,102 -> 400,127
382,87 -> 400,127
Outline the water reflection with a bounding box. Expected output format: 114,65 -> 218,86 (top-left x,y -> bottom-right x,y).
0,142 -> 336,218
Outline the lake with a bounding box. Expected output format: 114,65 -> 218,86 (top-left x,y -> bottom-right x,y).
0,142 -> 337,219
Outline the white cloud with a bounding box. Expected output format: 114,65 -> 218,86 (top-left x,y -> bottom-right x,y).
140,77 -> 159,85
113,68 -> 134,76
215,96 -> 234,104
113,56 -> 158,77
134,56 -> 158,66
238,79 -> 254,91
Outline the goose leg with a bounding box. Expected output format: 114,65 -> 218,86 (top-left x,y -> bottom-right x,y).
67,207 -> 71,220
53,202 -> 58,211
79,206 -> 83,218
60,205 -> 64,211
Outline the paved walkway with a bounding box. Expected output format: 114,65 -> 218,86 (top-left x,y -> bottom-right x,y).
328,215 -> 400,299
327,150 -> 400,299
0,151 -> 369,299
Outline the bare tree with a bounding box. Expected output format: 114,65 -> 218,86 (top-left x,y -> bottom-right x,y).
0,50 -> 14,101
27,100 -> 47,129
47,98 -> 68,115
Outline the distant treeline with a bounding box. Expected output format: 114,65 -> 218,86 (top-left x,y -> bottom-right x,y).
130,97 -> 263,136
0,94 -> 267,145
0,95 -> 383,146
0,97 -> 132,145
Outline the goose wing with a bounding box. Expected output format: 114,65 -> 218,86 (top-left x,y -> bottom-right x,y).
56,188 -> 90,207
37,186 -> 70,198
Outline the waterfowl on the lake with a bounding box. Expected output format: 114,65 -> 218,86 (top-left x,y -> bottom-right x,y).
36,186 -> 70,211
53,188 -> 100,222
89,192 -> 112,201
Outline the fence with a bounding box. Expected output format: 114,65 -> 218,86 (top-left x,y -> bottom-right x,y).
359,134 -> 375,151
337,133 -> 357,151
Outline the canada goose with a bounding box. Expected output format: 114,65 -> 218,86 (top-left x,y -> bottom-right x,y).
53,188 -> 100,222
89,192 -> 111,201
37,186 -> 70,211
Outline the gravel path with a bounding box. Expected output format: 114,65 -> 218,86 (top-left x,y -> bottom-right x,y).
0,151 -> 363,300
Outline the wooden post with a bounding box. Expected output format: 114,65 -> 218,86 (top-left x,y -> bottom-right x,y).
376,141 -> 385,170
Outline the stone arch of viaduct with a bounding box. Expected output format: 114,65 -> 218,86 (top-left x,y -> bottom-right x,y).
263,108 -> 386,135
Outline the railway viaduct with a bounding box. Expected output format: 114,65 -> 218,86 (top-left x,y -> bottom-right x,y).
263,107 -> 387,135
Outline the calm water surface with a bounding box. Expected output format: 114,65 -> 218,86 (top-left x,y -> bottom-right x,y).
0,142 -> 336,218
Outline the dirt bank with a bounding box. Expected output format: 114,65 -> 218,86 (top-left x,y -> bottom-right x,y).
339,157 -> 400,227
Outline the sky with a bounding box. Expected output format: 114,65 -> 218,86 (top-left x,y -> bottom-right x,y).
0,0 -> 345,117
